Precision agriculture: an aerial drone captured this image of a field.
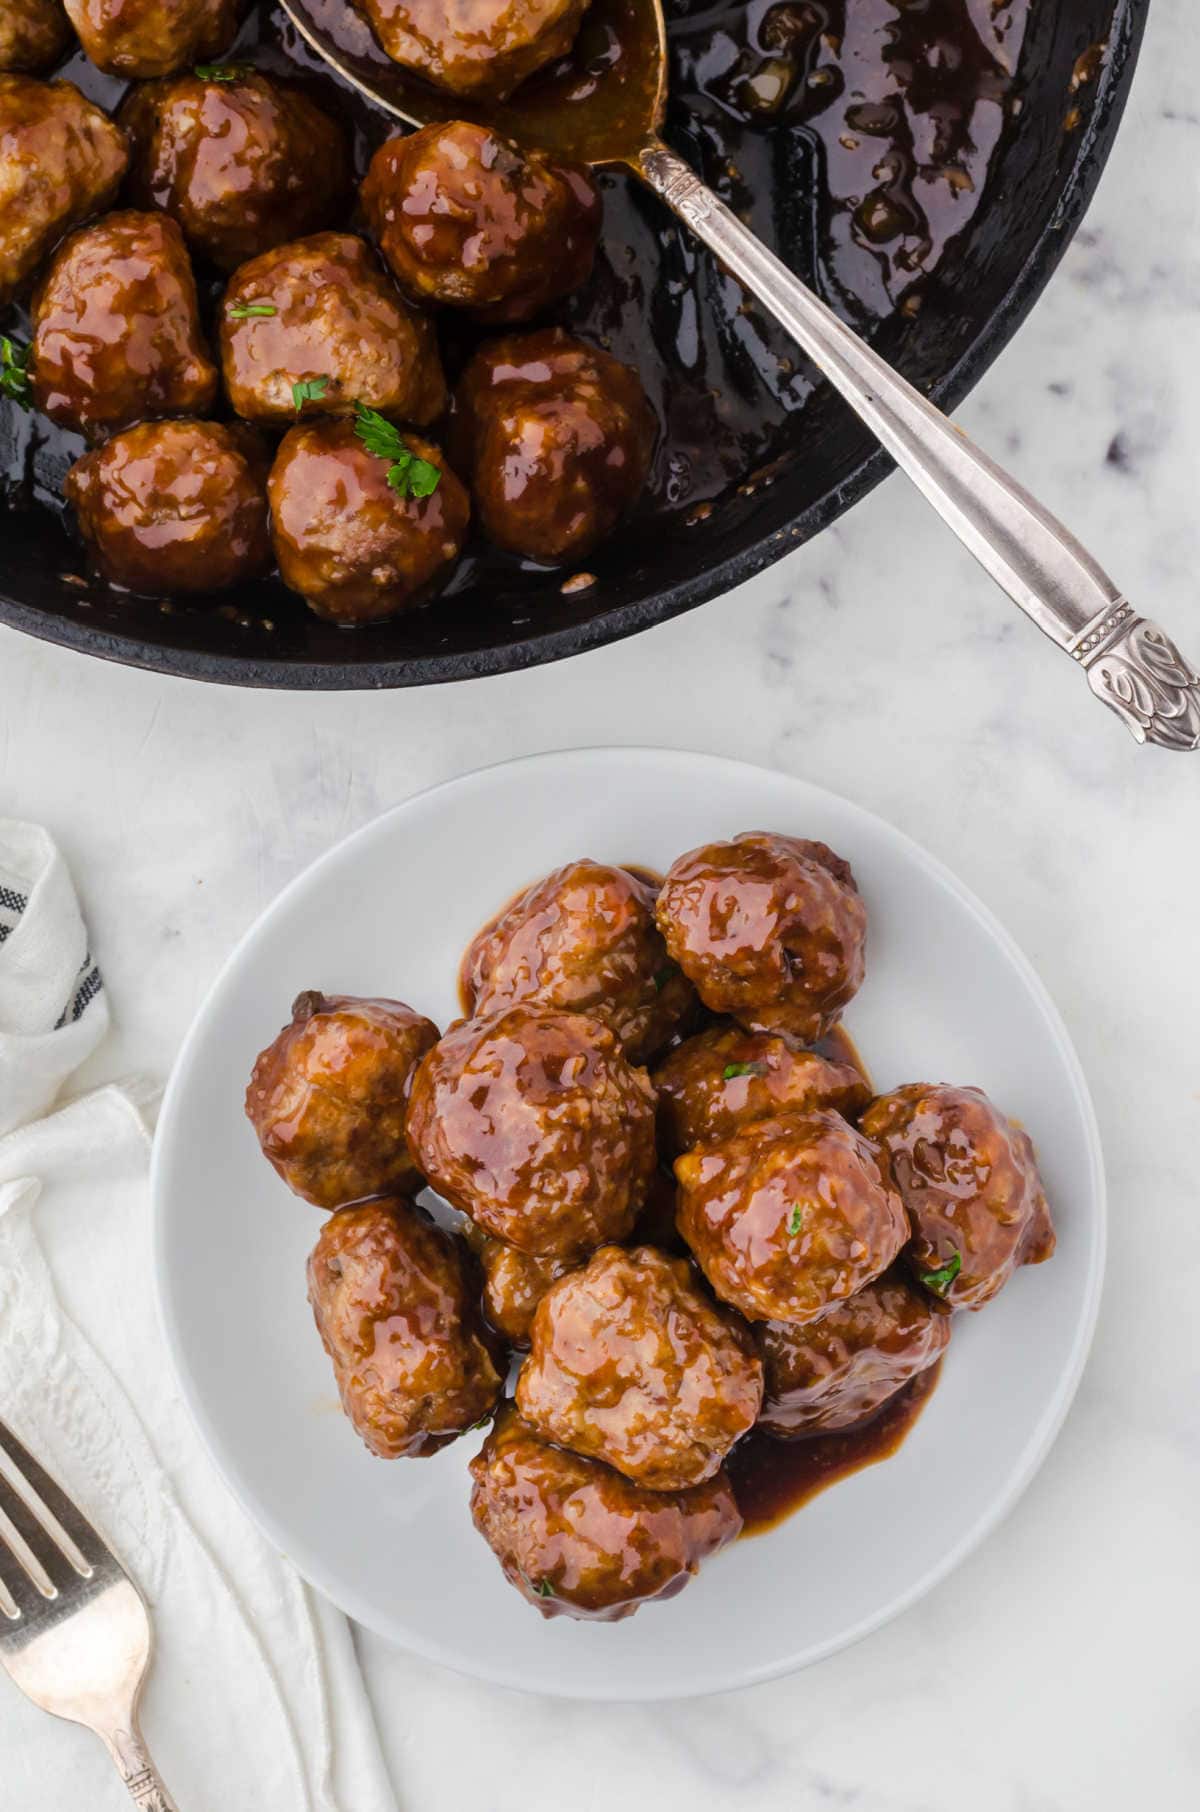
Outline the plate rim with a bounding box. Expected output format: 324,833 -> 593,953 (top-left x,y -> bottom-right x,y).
150,746 -> 1107,1698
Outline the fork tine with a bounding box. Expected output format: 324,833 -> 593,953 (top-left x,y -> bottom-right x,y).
0,1507 -> 50,1623
0,1421 -> 111,1575
0,1461 -> 87,1603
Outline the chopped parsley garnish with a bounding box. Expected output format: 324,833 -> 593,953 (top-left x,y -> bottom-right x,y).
353,402 -> 441,499
291,375 -> 330,412
722,1060 -> 768,1080
1,336 -> 32,408
227,301 -> 277,319
787,1203 -> 804,1236
652,966 -> 675,992
520,1571 -> 554,1598
918,1251 -> 962,1297
194,62 -> 253,81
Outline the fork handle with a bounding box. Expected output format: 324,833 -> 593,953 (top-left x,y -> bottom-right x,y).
99,1719 -> 179,1812
635,140 -> 1200,752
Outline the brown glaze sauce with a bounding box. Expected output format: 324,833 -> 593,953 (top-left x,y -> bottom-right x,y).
815,1020 -> 870,1090
2,0 -> 1032,596
729,1356 -> 942,1535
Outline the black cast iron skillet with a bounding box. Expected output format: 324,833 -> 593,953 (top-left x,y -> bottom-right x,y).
0,0 -> 1149,689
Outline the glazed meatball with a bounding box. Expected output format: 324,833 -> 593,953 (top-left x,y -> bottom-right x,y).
675,1110 -> 907,1324
757,1272 -> 950,1436
30,210 -> 217,435
121,70 -> 351,274
63,0 -> 238,78
469,1406 -> 742,1621
0,1 -> 71,72
516,1245 -> 763,1489
65,420 -> 270,596
473,1235 -> 575,1346
245,990 -> 439,1209
463,861 -> 694,1064
653,1023 -> 871,1158
656,833 -> 868,1043
362,121 -> 601,323
308,1197 -> 503,1459
406,1004 -> 657,1258
860,1083 -> 1056,1309
268,418 -> 468,625
0,76 -> 128,304
359,0 -> 590,101
450,328 -> 656,564
220,232 -> 445,427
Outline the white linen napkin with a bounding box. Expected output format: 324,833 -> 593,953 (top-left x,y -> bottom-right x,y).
0,820 -> 398,1812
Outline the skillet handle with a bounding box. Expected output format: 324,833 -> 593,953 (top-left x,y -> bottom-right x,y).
635,140 -> 1200,752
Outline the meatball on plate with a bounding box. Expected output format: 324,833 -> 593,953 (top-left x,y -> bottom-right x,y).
309,1197 -> 502,1458
461,858 -> 693,1062
406,1002 -> 656,1257
246,989 -> 439,1208
516,1245 -> 763,1489
470,1406 -> 741,1622
153,750 -> 1104,1698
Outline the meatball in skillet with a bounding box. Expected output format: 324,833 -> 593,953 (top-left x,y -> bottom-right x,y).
0,76 -> 128,304
462,861 -> 693,1064
653,1023 -> 870,1158
121,70 -> 351,274
362,121 -> 601,323
30,210 -> 216,435
359,0 -> 590,101
268,419 -> 468,625
757,1272 -> 950,1437
406,1004 -> 656,1259
516,1245 -> 763,1490
63,0 -> 239,78
656,833 -> 867,1044
308,1197 -> 503,1459
675,1110 -> 907,1324
245,990 -> 439,1209
469,1406 -> 742,1621
0,1 -> 71,71
221,232 -> 445,428
450,328 -> 656,564
66,420 -> 270,596
860,1083 -> 1055,1309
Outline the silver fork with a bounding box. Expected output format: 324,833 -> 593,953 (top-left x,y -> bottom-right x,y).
0,1418 -> 178,1809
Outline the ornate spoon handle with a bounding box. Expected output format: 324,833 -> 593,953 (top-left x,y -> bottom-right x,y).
637,141 -> 1200,751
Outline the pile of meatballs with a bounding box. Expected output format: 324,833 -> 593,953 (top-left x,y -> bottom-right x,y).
0,1 -> 655,621
244,831 -> 1057,1623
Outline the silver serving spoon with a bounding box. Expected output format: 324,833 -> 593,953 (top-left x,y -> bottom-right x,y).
281,0 -> 1200,750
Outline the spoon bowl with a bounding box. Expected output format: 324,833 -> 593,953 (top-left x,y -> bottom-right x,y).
279,0 -> 665,165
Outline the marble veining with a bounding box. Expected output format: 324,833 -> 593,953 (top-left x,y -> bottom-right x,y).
1,1 -> 1198,1806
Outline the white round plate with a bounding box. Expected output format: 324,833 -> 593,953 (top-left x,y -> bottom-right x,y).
152,748 -> 1104,1700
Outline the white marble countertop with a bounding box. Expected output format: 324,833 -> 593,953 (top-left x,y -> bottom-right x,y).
4,2 -> 1199,1806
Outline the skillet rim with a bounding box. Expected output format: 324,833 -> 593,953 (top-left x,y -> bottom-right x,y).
0,0 -> 1149,689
